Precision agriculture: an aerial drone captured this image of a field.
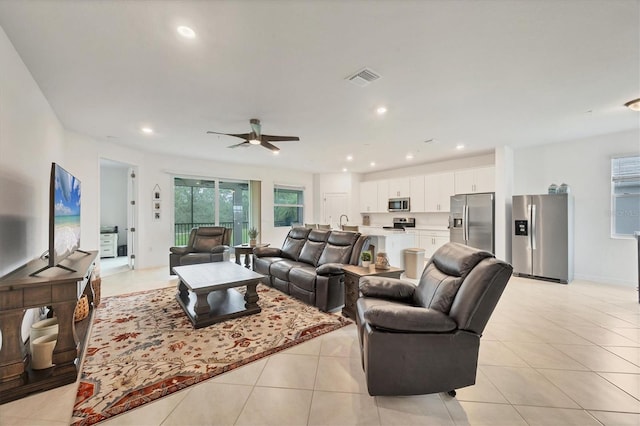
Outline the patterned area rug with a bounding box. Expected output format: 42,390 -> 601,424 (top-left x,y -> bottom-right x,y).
71,284 -> 350,425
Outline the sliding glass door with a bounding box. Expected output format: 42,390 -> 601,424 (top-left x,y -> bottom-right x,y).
174,178 -> 249,246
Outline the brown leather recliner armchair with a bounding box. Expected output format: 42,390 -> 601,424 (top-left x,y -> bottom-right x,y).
169,226 -> 231,274
356,242 -> 512,396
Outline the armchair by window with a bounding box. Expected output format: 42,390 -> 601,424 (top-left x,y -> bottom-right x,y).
169,226 -> 231,274
356,242 -> 512,396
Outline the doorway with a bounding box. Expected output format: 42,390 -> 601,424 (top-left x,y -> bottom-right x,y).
99,158 -> 137,275
323,192 -> 349,229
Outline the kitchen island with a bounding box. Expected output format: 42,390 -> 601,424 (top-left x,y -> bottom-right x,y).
359,226 -> 416,269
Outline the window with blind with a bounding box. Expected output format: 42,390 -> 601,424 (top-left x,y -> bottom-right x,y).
274,185 -> 304,227
611,155 -> 640,237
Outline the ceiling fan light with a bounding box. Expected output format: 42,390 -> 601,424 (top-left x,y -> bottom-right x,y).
249,139 -> 261,145
625,98 -> 640,111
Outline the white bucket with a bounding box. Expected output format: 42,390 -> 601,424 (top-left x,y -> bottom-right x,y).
31,333 -> 57,370
30,318 -> 59,353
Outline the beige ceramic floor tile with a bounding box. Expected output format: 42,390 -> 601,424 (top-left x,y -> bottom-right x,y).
588,410 -> 640,425
539,368 -> 640,412
553,344 -> 640,373
478,340 -> 529,367
480,366 -> 579,408
282,335 -> 323,355
0,417 -> 68,426
376,394 -> 454,426
1,382 -> 78,423
319,329 -> 360,358
308,391 -> 380,425
604,346 -> 640,367
513,405 -> 602,425
564,326 -> 640,347
314,355 -> 368,393
256,353 -> 319,389
99,389 -> 189,425
161,382 -> 252,425
454,369 -> 508,404
210,357 -> 267,385
444,400 -> 527,426
502,341 -> 588,370
234,386 -> 313,426
598,371 -> 640,400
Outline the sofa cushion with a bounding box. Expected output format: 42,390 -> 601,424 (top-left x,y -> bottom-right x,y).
416,263 -> 464,314
253,256 -> 283,276
298,229 -> 330,266
289,266 -> 318,292
280,227 -> 312,260
193,234 -> 223,252
318,231 -> 359,265
271,259 -> 308,281
431,243 -> 493,278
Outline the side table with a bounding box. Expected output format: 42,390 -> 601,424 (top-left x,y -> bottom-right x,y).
233,243 -> 269,269
341,264 -> 404,320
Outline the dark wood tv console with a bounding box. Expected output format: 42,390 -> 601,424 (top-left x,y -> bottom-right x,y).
0,250 -> 97,404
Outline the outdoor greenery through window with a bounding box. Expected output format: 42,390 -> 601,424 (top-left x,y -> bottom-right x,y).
611,155 -> 640,237
174,178 -> 250,245
274,185 -> 304,227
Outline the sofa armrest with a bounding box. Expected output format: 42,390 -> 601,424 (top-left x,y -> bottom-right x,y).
170,246 -> 192,255
359,276 -> 416,302
210,245 -> 229,254
316,263 -> 344,276
363,305 -> 457,333
253,246 -> 282,257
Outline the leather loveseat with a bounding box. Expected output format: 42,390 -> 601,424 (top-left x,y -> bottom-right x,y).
356,242 -> 512,396
253,227 -> 369,312
169,226 -> 231,274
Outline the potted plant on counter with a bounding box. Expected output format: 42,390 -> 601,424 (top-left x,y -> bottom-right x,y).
361,250 -> 372,268
248,227 -> 259,246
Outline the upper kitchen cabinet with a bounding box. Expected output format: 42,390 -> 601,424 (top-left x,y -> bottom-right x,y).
454,166 -> 495,194
377,180 -> 389,212
409,176 -> 425,212
424,172 -> 455,212
388,178 -> 411,198
359,181 -> 378,213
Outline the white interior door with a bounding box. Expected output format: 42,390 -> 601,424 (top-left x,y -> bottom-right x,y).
323,193 -> 348,229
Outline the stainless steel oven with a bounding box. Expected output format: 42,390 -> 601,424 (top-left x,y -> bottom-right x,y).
388,197 -> 410,212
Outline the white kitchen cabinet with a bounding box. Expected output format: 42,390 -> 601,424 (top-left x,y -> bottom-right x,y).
377,180 -> 389,212
359,181 -> 378,213
424,172 -> 454,212
409,176 -> 425,212
454,166 -> 495,194
388,178 -> 411,198
417,230 -> 450,259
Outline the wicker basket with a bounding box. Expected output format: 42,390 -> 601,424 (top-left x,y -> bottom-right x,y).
91,276 -> 102,308
74,295 -> 89,322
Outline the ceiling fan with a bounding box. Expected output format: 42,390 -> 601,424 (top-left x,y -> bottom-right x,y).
207,118 -> 299,152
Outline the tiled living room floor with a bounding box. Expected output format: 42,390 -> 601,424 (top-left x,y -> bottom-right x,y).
2,262 -> 640,425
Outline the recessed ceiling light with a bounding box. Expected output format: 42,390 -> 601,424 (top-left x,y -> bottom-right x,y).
376,106 -> 387,115
141,127 -> 153,134
456,144 -> 465,150
342,168 -> 348,172
625,98 -> 640,111
272,150 -> 279,155
406,153 -> 414,160
177,26 -> 196,39
370,161 -> 376,167
346,155 -> 353,161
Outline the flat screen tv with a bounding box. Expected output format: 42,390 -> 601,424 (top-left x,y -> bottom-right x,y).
31,163 -> 84,275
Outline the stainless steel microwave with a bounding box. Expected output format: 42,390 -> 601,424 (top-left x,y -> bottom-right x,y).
388,197 -> 410,212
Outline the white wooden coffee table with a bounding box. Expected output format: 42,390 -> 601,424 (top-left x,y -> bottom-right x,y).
173,261 -> 264,328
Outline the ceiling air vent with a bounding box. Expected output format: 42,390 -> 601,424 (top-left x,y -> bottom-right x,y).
347,67 -> 381,87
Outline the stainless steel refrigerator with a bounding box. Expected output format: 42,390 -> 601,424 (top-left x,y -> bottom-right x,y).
449,193 -> 495,253
512,194 -> 574,283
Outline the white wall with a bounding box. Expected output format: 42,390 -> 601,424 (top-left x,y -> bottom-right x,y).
100,165 -> 128,246
513,129 -> 639,286
313,173 -> 359,227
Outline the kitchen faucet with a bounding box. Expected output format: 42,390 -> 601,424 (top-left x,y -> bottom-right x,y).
339,214 -> 349,229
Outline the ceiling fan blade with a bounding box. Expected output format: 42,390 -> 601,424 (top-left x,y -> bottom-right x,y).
250,119 -> 261,137
260,140 -> 280,152
207,131 -> 252,140
227,141 -> 250,148
261,134 -> 300,142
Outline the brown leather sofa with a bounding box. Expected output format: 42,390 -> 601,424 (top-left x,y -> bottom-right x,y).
253,227 -> 369,312
169,226 -> 231,274
356,242 -> 512,396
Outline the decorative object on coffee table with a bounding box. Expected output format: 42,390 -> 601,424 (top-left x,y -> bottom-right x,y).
361,250 -> 372,267
248,226 -> 259,246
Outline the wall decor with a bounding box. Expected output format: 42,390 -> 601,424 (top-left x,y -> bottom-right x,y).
152,184 -> 161,220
